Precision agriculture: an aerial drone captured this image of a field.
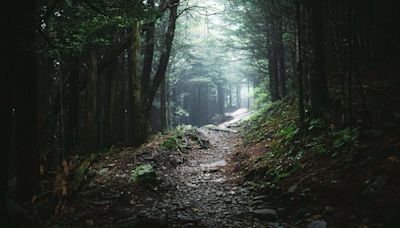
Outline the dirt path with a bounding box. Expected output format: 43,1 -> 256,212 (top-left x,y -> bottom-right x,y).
139,127 -> 254,227
53,110 -> 282,227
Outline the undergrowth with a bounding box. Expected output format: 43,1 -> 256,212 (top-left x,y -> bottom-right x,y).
241,99 -> 360,183
161,125 -> 209,151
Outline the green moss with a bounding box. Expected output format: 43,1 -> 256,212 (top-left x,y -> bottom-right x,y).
131,164 -> 156,183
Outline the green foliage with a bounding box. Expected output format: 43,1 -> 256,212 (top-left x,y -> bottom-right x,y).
277,124 -> 298,141
161,125 -> 193,150
161,134 -> 182,150
307,118 -> 324,131
242,99 -> 360,184
174,107 -> 189,118
38,0 -> 157,56
332,127 -> 359,150
131,164 -> 156,183
253,85 -> 270,109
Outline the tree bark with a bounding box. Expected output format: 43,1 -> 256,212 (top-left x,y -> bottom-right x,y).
104,57 -> 118,148
236,84 -> 241,107
141,0 -> 156,95
268,46 -> 280,101
296,0 -> 305,126
160,78 -> 167,132
130,21 -> 147,146
217,83 -> 225,115
65,59 -> 80,154
309,0 -> 330,117
12,1 -> 40,211
229,84 -> 233,107
144,0 -> 179,116
86,49 -> 98,153
276,21 -> 287,97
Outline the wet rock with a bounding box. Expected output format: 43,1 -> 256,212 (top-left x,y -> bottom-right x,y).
324,206 -> 334,213
252,195 -> 268,200
185,183 -> 197,188
251,208 -> 277,221
308,220 -> 327,228
99,168 -> 109,176
268,222 -> 285,228
288,184 -> 298,193
250,200 -> 263,206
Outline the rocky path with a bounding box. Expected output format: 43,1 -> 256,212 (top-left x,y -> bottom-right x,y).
53,109 -> 283,227
141,127 -> 254,227
131,109 -> 280,227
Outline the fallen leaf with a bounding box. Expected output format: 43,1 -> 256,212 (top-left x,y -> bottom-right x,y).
387,156 -> 399,163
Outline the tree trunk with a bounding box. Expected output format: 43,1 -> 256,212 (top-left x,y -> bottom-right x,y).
276,22 -> 287,97
236,84 -> 241,107
268,47 -> 280,101
217,83 -> 225,115
229,84 -> 233,107
86,49 -> 98,153
296,0 -> 305,126
0,6 -> 18,219
160,78 -> 167,132
130,21 -> 147,146
141,0 -> 155,95
12,1 -> 40,209
65,60 -> 80,154
104,58 -> 118,148
309,0 -> 330,117
144,0 -> 179,116
247,80 -> 251,109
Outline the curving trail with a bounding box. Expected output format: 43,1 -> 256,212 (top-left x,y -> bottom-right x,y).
54,109 -> 283,227
143,125 -> 254,227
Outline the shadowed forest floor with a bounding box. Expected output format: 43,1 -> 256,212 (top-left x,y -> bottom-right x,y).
39,85 -> 400,228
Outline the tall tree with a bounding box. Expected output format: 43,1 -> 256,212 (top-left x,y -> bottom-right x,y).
309,0 -> 330,117
86,49 -> 98,152
296,0 -> 305,126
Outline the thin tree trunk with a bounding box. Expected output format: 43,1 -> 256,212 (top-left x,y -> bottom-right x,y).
65,60 -> 80,154
104,58 -> 118,147
144,0 -> 180,116
86,49 -> 98,153
217,83 -> 225,115
229,84 -> 233,107
0,41 -> 12,227
296,0 -> 305,126
247,80 -> 251,109
141,0 -> 155,95
160,78 -> 167,132
277,22 -> 287,97
197,86 -> 202,125
236,84 -> 241,107
268,47 -> 280,101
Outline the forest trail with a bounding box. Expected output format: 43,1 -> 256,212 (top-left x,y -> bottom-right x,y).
54,109 -> 284,227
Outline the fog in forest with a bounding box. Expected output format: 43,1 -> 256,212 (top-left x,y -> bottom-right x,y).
155,0 -> 256,128
3,0 -> 400,227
